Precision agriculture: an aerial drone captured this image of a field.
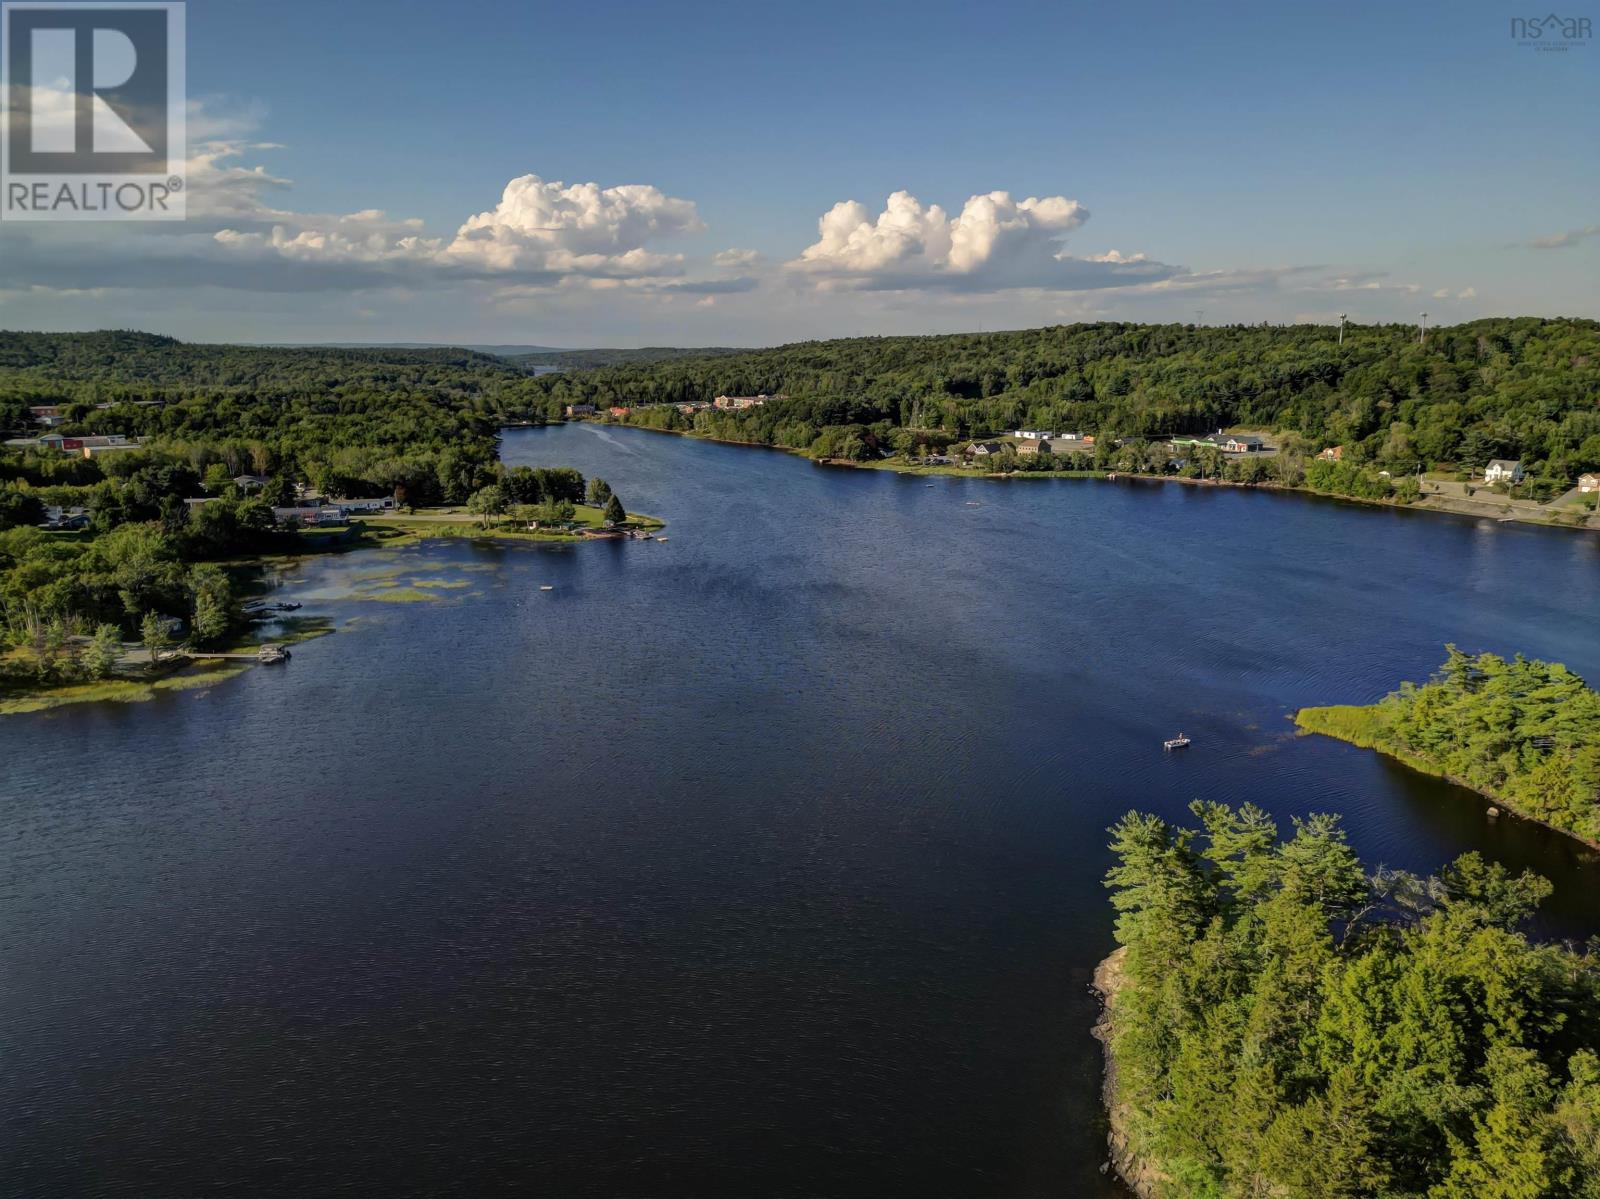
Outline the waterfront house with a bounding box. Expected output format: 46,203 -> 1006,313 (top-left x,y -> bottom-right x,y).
1014,439 -> 1050,456
566,404 -> 597,417
607,406 -> 631,418
1485,460 -> 1524,485
1317,445 -> 1344,461
1580,473 -> 1599,494
1172,429 -> 1266,455
965,440 -> 1003,459
330,496 -> 397,514
713,394 -> 771,410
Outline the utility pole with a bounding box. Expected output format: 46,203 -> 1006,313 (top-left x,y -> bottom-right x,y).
1418,312 -> 1428,346
1337,312 -> 1347,346
1194,309 -> 1203,327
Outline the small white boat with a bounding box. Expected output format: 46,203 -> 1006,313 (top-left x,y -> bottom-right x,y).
656,536 -> 669,542
1163,733 -> 1191,751
539,585 -> 554,591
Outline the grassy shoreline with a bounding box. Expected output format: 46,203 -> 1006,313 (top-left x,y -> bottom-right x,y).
0,621 -> 337,717
359,504 -> 663,546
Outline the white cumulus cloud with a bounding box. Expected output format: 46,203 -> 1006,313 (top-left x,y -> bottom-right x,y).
443,175 -> 703,277
788,189 -> 1179,291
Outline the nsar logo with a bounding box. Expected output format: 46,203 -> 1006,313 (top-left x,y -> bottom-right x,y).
1509,12 -> 1593,50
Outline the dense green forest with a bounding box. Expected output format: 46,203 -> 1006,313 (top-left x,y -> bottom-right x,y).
1104,802 -> 1600,1198
0,331 -> 548,505
526,318 -> 1600,498
1298,649 -> 1600,846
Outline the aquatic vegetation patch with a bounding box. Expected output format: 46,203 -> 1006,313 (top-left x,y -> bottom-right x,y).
0,663 -> 249,716
358,586 -> 442,603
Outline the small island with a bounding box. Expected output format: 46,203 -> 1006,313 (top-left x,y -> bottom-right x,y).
1096,802 -> 1600,1198
1296,647 -> 1600,848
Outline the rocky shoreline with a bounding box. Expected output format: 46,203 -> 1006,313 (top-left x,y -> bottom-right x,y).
1092,947 -> 1166,1199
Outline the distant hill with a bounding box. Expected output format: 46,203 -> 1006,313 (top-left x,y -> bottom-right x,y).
263,342 -> 753,368
0,330 -> 525,392
508,346 -> 747,370
269,342 -> 567,357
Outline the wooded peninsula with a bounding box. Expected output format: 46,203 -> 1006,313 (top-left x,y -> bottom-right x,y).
1297,648 -> 1600,848
0,333 -> 639,707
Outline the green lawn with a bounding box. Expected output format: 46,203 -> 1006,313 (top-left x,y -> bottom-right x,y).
360,505 -> 663,544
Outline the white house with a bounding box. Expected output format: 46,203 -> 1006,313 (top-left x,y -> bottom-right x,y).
1485,459 -> 1524,485
330,496 -> 397,514
1580,473 -> 1600,494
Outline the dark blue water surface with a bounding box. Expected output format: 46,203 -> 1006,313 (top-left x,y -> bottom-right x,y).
4,424 -> 1599,1198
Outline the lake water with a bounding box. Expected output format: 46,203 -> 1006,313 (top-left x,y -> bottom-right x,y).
4,423 -> 1599,1198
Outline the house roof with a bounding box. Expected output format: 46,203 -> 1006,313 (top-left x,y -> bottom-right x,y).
1487,459 -> 1522,471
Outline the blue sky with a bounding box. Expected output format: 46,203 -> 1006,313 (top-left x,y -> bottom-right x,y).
1,0 -> 1595,344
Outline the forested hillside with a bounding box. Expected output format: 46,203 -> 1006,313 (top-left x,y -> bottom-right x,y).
528,318 -> 1600,490
1103,802 -> 1600,1198
0,331 -> 553,504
